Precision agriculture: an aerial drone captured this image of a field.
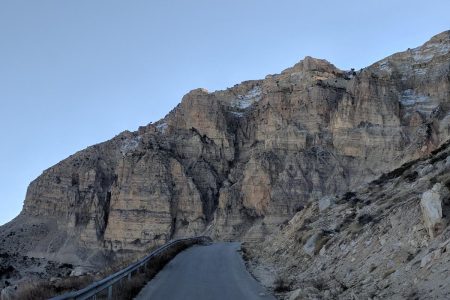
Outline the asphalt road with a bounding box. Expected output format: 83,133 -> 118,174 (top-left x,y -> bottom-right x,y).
135,242 -> 275,300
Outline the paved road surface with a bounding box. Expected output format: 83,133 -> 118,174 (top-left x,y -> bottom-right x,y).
135,242 -> 275,300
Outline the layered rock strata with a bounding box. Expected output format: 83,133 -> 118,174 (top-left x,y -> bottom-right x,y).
2,31 -> 450,268
247,139 -> 450,299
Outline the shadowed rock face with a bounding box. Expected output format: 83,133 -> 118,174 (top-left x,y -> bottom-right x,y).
3,31 -> 450,264
248,135 -> 450,300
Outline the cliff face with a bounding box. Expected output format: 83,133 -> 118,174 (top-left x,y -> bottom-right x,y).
4,31 -> 450,263
246,138 -> 450,300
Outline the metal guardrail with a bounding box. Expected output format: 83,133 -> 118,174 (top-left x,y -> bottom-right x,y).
50,236 -> 211,300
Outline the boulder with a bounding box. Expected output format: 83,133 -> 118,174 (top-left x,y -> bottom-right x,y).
420,183 -> 447,238
303,231 -> 327,256
319,196 -> 335,211
70,266 -> 87,277
420,252 -> 434,268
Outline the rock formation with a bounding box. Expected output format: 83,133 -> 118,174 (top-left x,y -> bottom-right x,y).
1,30 -> 450,291
420,183 -> 447,238
247,139 -> 450,299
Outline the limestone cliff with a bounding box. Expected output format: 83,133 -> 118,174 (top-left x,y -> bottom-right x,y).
2,31 -> 450,267
247,137 -> 450,300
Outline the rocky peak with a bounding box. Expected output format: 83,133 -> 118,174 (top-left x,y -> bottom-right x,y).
183,87 -> 210,98
425,30 -> 450,47
282,56 -> 341,75
370,30 -> 450,78
2,30 -> 450,270
407,31 -> 450,64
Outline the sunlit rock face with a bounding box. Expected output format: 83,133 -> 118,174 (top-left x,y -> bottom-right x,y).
4,31 -> 450,262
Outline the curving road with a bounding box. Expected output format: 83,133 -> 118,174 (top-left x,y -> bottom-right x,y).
135,242 -> 275,300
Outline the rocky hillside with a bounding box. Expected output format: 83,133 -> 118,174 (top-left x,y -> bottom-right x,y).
1,30 -> 450,276
247,139 -> 450,300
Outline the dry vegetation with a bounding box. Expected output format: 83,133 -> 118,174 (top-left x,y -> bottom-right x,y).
13,241 -> 197,300
273,276 -> 291,293
11,276 -> 94,300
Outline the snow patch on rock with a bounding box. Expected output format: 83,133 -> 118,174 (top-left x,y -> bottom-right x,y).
120,136 -> 141,156
378,60 -> 392,73
411,41 -> 450,63
156,122 -> 168,134
231,86 -> 262,110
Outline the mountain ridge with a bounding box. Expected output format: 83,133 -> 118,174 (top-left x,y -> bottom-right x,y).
1,30 -> 450,292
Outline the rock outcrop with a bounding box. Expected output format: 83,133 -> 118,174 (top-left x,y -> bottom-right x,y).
1,31 -> 450,278
247,139 -> 450,299
420,183 -> 448,237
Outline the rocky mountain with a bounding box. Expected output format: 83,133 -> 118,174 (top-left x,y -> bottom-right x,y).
1,30 -> 450,289
247,138 -> 450,299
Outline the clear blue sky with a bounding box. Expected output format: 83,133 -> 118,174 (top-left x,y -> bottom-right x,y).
0,0 -> 449,225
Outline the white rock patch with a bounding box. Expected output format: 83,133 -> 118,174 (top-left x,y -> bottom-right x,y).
230,111 -> 244,117
231,86 -> 262,110
378,60 -> 392,73
318,196 -> 335,211
120,136 -> 141,156
156,122 -> 168,134
400,89 -> 438,115
411,41 -> 450,63
420,183 -> 446,238
400,89 -> 429,106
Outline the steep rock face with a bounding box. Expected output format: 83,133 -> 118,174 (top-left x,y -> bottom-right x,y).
3,31 -> 450,264
247,140 -> 450,299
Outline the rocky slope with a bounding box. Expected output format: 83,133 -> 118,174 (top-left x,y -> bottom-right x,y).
247,139 -> 450,300
1,30 -> 450,290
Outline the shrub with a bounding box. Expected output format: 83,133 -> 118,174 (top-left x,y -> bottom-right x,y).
274,276 -> 291,293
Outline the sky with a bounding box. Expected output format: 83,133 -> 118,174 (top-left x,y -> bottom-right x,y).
0,0 -> 449,225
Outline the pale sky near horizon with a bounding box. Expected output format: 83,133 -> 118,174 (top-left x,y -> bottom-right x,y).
0,0 -> 449,225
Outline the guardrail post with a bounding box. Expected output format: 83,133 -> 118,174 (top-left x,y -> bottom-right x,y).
128,272 -> 132,281
108,285 -> 113,300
